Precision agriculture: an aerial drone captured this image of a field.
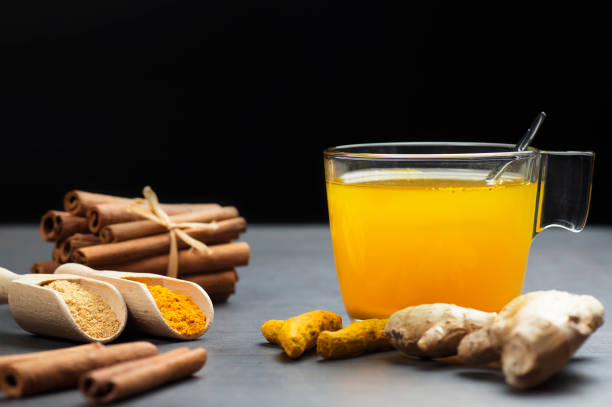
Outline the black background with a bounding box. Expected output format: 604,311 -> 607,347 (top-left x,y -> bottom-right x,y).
1,2 -> 610,223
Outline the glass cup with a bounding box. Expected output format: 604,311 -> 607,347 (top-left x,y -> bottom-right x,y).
324,143 -> 594,319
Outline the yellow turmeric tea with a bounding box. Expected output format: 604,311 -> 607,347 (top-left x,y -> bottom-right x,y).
326,169 -> 538,319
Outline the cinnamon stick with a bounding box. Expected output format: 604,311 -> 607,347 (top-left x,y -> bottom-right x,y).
59,233 -> 102,263
87,202 -> 221,234
183,270 -> 238,302
52,244 -> 62,262
31,260 -> 61,274
64,190 -> 133,216
79,347 -> 207,405
100,206 -> 240,243
74,218 -> 247,267
0,343 -> 102,371
183,269 -> 238,294
40,210 -> 89,241
209,292 -> 233,302
0,341 -> 157,398
112,242 -> 251,276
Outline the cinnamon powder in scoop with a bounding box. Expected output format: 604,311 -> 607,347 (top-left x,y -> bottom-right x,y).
44,280 -> 120,339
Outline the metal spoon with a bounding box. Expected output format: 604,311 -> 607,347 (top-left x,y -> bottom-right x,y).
486,111 -> 547,183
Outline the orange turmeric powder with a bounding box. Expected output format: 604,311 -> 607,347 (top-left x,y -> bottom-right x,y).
145,284 -> 207,336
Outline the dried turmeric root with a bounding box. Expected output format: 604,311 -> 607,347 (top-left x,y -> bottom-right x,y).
317,318 -> 392,359
457,290 -> 604,389
384,304 -> 496,358
260,320 -> 285,345
261,310 -> 342,359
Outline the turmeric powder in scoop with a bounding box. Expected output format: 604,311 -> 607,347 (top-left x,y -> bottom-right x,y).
143,283 -> 207,336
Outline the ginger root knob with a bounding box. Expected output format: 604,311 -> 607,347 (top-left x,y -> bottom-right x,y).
385,303 -> 497,358
457,290 -> 605,389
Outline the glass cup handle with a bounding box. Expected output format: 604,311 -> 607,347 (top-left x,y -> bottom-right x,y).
535,151 -> 595,234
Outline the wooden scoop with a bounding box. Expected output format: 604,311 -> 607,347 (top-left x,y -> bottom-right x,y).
0,267 -> 127,343
55,263 -> 214,340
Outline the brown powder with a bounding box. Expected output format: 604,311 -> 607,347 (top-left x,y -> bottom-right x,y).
43,280 -> 120,339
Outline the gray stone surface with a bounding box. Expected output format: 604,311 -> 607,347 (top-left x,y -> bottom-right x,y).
0,224 -> 611,406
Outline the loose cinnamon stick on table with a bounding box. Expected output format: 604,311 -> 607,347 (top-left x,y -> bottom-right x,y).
100,206 -> 240,243
0,343 -> 102,371
75,217 -> 247,267
113,242 -> 251,276
79,347 -> 207,405
87,202 -> 221,234
183,270 -> 238,303
31,260 -> 61,274
59,233 -> 102,263
40,210 -> 89,241
0,341 -> 157,398
64,190 -> 133,216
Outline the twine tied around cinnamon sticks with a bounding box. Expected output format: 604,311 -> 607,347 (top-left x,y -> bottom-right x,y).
127,186 -> 218,278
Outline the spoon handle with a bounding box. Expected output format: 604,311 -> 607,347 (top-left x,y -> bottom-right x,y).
0,267 -> 20,304
517,111 -> 547,151
486,111 -> 547,183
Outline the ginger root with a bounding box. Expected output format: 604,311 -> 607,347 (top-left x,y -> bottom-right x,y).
261,310 -> 342,359
317,319 -> 392,359
384,304 -> 497,358
457,290 -> 604,389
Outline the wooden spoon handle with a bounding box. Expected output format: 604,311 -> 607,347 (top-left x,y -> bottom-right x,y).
0,267 -> 20,304
55,263 -> 99,277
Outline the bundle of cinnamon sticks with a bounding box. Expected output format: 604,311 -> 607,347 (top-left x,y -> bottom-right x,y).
35,190 -> 250,302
